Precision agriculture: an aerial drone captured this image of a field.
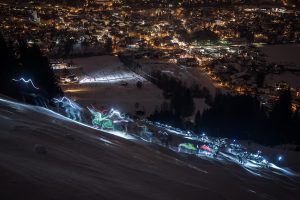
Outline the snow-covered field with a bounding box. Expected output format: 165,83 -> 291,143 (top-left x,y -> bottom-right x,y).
260,44 -> 300,67
259,44 -> 300,89
138,59 -> 218,96
63,56 -> 165,116
60,56 -> 217,117
265,72 -> 300,89
1,95 -> 300,200
136,59 -> 218,114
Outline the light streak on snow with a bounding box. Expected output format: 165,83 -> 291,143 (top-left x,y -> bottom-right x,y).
40,106 -> 135,140
113,119 -> 129,123
243,161 -> 263,168
103,129 -> 135,140
151,121 -> 190,136
185,136 -> 198,140
0,97 -> 134,140
187,164 -> 209,174
248,189 -> 256,194
97,137 -> 114,145
79,73 -> 139,84
243,167 -> 262,177
107,108 -> 125,119
269,163 -> 299,177
12,78 -> 39,89
53,96 -> 81,110
0,96 -> 28,110
64,89 -> 88,93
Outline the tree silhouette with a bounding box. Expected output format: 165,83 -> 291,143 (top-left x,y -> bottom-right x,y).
0,34 -> 62,105
18,40 -> 62,99
269,89 -> 293,143
0,34 -> 20,99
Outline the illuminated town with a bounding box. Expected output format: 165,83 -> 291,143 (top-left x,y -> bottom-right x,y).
1,0 -> 300,110
0,0 -> 300,200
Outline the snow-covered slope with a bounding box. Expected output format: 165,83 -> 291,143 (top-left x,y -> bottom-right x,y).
0,96 -> 300,200
63,56 -> 165,116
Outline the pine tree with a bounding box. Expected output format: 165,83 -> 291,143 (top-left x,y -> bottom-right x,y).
0,35 -> 62,105
18,40 -> 62,99
0,34 -> 20,98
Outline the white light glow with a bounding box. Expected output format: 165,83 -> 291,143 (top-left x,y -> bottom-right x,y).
12,78 -> 39,90
79,73 -> 140,84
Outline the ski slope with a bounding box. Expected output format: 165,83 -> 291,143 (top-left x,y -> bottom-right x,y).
62,56 -> 165,116
0,95 -> 300,200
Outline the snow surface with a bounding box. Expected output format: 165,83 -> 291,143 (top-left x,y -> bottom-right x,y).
138,59 -> 217,96
137,59 -> 216,114
61,56 -> 215,117
265,72 -> 300,89
260,44 -> 300,67
63,56 -> 165,116
259,44 -> 300,89
1,95 -> 300,200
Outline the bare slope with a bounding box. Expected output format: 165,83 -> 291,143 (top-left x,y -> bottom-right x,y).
0,96 -> 299,200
